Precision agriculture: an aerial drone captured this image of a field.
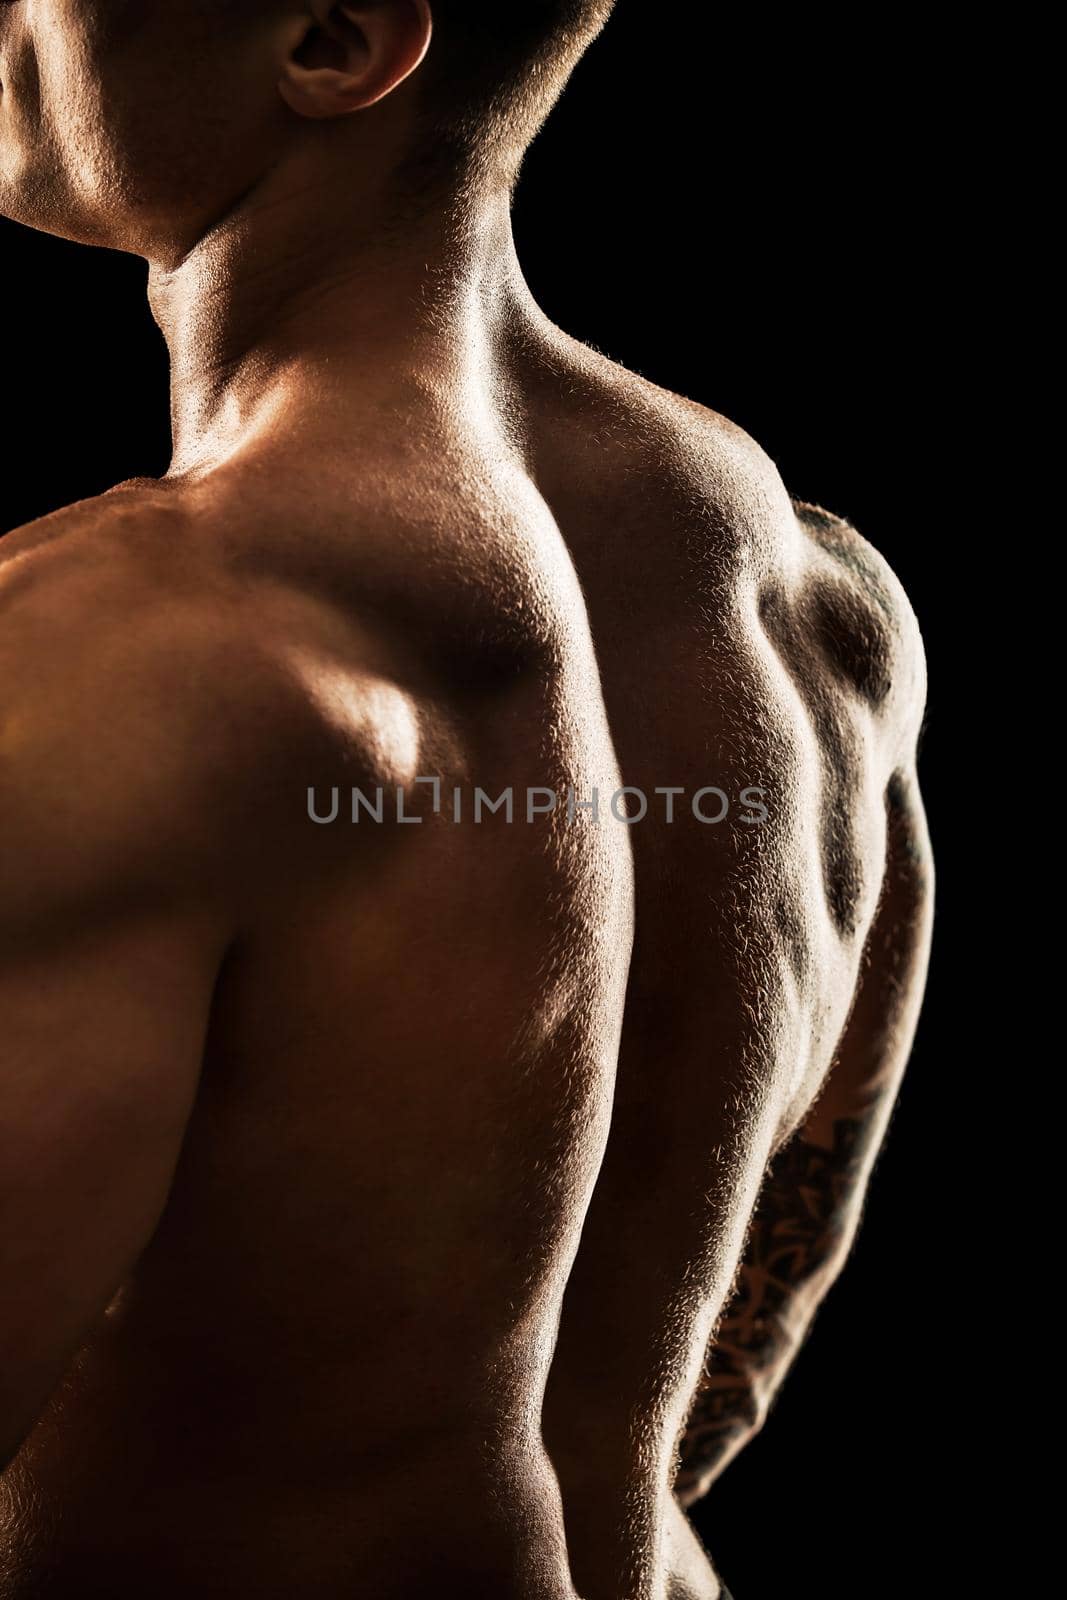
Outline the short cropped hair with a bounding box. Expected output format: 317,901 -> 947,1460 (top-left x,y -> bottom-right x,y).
416,0 -> 616,181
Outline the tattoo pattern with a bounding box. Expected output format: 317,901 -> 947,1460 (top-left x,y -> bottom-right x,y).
674,1115 -> 866,1503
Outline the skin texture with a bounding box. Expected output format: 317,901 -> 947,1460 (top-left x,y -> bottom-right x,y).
0,4 -> 933,1596
674,770 -> 932,1511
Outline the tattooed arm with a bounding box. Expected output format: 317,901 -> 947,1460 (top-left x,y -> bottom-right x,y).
675,768 -> 934,1506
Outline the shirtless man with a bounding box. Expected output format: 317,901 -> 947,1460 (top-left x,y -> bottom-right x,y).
0,3 -> 933,1597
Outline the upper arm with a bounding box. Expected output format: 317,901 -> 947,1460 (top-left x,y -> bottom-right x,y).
0,897 -> 228,1464
725,490 -> 932,1143
772,499 -> 934,1149
796,762 -> 934,1157
0,564 -> 272,1464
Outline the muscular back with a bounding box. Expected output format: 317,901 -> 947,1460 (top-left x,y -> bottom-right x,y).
0,433 -> 635,1596
507,330 -> 926,1597
0,321 -> 925,1599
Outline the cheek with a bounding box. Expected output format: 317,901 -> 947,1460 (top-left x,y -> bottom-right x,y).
0,30 -> 45,170
0,13 -> 136,242
36,21 -> 114,164
19,19 -> 179,220
1,6 -> 279,244
2,16 -> 103,186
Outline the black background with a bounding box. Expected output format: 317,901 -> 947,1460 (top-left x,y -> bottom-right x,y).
1,4 -> 972,1596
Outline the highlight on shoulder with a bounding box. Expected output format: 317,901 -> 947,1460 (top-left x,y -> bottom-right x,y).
0,488 -> 414,934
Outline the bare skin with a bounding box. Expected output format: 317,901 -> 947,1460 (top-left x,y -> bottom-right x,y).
674,774 -> 932,1516
532,374 -> 933,1600
0,4 -> 933,1597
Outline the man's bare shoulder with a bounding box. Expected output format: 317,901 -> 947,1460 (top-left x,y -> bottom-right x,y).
549,342 -> 927,752
537,336 -> 797,554
0,487 -> 404,926
1,483 -> 299,737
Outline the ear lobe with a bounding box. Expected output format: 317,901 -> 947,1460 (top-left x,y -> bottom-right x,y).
278,60 -> 373,122
277,1 -> 433,123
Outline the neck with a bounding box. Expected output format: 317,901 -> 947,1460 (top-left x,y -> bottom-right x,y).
148,161 -> 547,479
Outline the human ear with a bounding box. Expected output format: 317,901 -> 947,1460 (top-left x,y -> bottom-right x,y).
277,0 -> 432,121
